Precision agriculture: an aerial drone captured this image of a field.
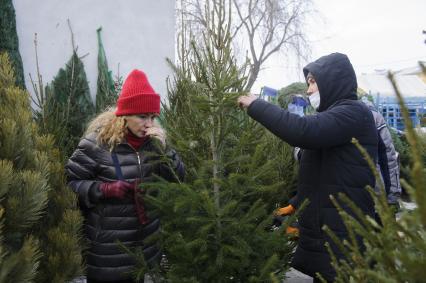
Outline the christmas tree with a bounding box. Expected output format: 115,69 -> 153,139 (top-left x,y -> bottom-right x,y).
95,27 -> 117,113
42,51 -> 95,158
33,136 -> 84,282
139,1 -> 298,281
0,0 -> 25,88
0,53 -> 83,282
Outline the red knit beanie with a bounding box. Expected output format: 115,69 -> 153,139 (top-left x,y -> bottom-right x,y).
115,69 -> 160,116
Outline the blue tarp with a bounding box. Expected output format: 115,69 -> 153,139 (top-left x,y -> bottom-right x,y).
262,86 -> 278,97
292,96 -> 309,107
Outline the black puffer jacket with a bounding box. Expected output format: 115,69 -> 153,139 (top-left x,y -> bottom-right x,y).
66,133 -> 184,282
247,53 -> 377,281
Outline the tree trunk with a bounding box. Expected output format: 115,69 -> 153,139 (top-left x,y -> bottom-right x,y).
245,63 -> 260,92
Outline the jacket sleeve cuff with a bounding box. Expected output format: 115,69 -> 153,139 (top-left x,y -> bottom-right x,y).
88,182 -> 104,204
288,195 -> 300,209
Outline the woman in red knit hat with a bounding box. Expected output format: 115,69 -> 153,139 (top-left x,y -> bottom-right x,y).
66,69 -> 185,283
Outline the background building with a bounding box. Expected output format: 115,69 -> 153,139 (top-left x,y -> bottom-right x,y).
358,67 -> 426,131
13,0 -> 175,101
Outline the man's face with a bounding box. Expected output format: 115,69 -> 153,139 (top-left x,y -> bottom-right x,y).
306,75 -> 319,96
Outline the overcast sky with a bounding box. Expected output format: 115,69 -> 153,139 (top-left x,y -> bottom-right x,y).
252,0 -> 426,93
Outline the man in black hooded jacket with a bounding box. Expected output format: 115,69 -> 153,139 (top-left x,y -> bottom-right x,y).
238,53 -> 378,282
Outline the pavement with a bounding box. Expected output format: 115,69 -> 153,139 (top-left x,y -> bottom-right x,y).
70,275 -> 155,283
283,268 -> 313,283
70,269 -> 313,283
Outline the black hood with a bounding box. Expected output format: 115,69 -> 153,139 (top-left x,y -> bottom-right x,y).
303,53 -> 357,112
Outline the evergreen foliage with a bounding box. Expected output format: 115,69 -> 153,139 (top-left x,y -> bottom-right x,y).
33,134 -> 84,283
113,69 -> 124,97
279,82 -> 307,95
36,51 -> 95,158
0,0 -> 25,88
95,27 -> 117,113
389,128 -> 412,196
0,53 -> 83,282
277,82 -> 307,108
320,66 -> 426,283
0,54 -> 44,282
139,1 -> 298,281
392,129 -> 426,198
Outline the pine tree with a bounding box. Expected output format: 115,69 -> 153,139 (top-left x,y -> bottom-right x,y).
0,0 -> 25,88
95,27 -> 117,113
0,52 -> 45,282
320,66 -> 426,283
32,135 -> 84,283
138,1 -> 298,281
0,53 -> 83,282
42,51 -> 95,158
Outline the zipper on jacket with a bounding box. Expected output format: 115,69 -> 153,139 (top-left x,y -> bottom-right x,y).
127,143 -> 145,180
136,151 -> 143,179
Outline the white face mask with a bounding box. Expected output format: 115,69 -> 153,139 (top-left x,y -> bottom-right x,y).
309,91 -> 321,110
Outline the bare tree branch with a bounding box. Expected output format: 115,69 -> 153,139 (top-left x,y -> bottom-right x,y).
177,0 -> 315,91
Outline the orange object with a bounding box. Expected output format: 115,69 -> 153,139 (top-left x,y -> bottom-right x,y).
275,204 -> 295,216
285,225 -> 299,237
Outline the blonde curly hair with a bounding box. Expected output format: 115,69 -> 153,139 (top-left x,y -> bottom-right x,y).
85,107 -> 128,150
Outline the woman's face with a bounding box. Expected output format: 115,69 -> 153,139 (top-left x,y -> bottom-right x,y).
125,113 -> 158,138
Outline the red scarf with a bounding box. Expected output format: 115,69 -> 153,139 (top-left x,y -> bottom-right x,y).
126,130 -> 148,150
